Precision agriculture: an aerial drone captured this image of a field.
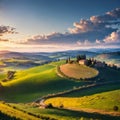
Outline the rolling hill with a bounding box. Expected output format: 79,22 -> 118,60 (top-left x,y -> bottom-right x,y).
0,61 -> 86,103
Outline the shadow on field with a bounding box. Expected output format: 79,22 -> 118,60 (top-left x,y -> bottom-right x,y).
52,107 -> 120,120
60,82 -> 120,98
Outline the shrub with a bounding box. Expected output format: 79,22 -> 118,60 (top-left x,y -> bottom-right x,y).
59,104 -> 64,108
113,106 -> 119,111
2,79 -> 8,82
47,103 -> 53,108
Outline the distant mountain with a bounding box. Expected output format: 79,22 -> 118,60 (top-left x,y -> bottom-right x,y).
0,51 -> 25,59
0,51 -> 51,60
88,48 -> 120,53
48,50 -> 97,60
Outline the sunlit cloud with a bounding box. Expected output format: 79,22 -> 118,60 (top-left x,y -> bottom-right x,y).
104,31 -> 120,43
0,8 -> 120,52
20,8 -> 120,49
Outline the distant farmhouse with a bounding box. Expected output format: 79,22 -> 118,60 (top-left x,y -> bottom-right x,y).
78,55 -> 106,67
79,59 -> 88,66
79,58 -> 106,68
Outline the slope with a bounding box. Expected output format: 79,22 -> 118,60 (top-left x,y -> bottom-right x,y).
0,61 -> 85,103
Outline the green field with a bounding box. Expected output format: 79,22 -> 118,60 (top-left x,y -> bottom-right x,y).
60,63 -> 98,79
45,89 -> 120,112
0,61 -> 86,103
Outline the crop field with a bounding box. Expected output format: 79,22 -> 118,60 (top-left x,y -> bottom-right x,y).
60,63 -> 98,79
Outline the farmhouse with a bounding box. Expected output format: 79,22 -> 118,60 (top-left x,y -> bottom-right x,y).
79,60 -> 88,65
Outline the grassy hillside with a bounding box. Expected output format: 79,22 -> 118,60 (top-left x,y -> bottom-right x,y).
60,63 -> 98,79
97,67 -> 120,81
0,61 -> 86,103
45,89 -> 120,112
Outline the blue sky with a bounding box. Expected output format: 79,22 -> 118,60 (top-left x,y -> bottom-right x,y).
0,0 -> 120,52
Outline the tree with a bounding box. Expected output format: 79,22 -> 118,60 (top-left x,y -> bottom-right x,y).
76,54 -> 86,62
87,59 -> 92,66
66,59 -> 68,63
76,55 -> 81,62
81,54 -> 86,59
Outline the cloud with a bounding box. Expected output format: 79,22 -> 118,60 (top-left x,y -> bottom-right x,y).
69,8 -> 120,34
90,8 -> 120,23
14,8 -> 120,50
104,31 -> 120,43
0,25 -> 17,36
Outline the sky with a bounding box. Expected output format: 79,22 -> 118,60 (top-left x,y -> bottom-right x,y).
0,0 -> 120,52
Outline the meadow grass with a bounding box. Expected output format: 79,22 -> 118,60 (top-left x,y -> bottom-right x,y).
45,89 -> 120,112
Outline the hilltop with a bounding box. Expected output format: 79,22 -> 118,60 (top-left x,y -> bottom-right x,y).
60,63 -> 98,80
